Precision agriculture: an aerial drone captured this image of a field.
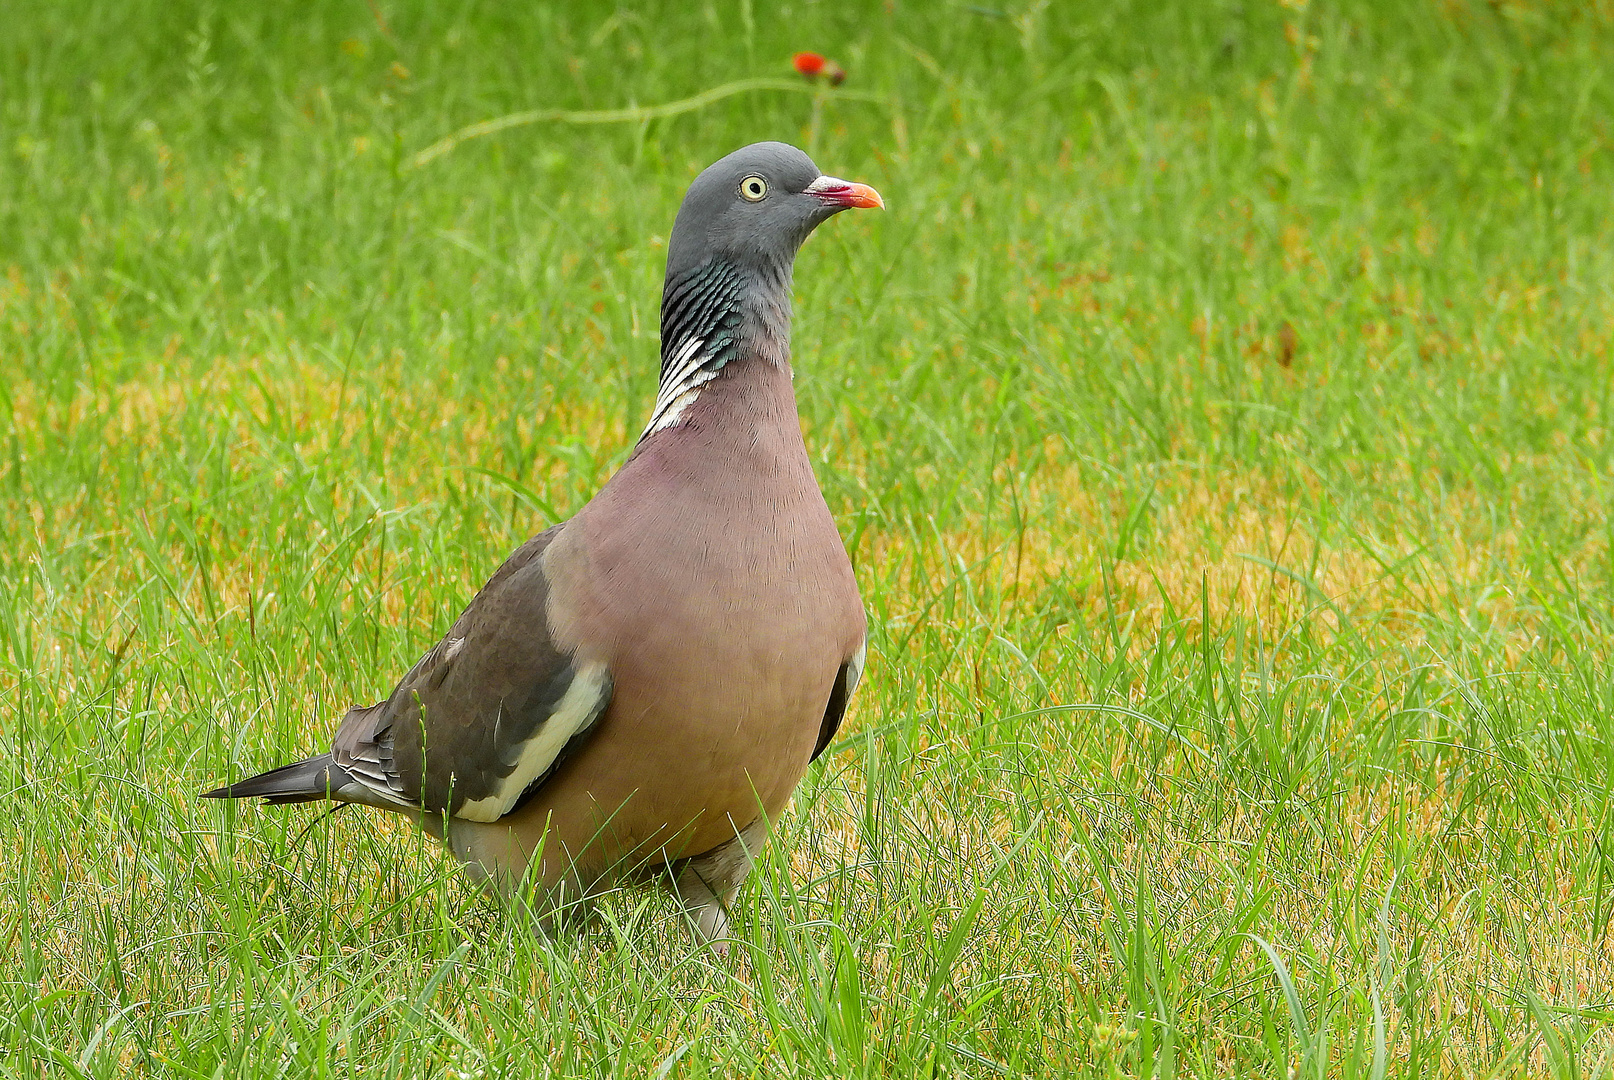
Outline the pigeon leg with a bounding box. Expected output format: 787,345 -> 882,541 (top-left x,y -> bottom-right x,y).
670,816 -> 769,947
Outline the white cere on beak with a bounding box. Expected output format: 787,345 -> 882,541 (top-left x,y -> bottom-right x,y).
805,175 -> 850,194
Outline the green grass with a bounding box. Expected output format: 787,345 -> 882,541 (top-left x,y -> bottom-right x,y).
4,0 -> 1614,1074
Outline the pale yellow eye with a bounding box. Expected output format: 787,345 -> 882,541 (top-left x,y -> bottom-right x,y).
738,175 -> 768,202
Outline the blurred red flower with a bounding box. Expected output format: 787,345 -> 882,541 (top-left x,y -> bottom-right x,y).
793,51 -> 846,86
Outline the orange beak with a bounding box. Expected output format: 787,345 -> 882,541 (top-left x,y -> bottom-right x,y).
805,174 -> 885,210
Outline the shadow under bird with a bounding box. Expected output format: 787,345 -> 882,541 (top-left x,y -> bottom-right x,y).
203,141 -> 883,943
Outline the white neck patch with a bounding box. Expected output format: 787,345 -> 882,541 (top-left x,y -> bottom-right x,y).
642,335 -> 716,437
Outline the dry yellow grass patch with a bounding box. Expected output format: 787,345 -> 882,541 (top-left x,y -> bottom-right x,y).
854,436 -> 1604,675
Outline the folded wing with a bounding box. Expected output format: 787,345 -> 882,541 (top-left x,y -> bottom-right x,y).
207,524 -> 613,824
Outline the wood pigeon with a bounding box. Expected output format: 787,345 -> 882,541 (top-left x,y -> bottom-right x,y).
204,142 -> 883,943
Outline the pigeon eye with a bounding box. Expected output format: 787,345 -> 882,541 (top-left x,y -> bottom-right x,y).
738,175 -> 768,202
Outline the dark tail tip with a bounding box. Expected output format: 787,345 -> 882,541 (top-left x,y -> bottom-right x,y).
201,754 -> 339,804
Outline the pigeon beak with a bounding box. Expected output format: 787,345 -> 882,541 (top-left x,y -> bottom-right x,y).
805,174 -> 885,210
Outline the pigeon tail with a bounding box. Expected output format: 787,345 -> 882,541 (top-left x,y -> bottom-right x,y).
201,754 -> 347,805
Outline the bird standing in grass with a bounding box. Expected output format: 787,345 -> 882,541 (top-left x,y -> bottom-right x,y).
204,142 -> 883,943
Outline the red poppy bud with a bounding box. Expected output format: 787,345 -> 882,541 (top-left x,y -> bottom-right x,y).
793,52 -> 827,77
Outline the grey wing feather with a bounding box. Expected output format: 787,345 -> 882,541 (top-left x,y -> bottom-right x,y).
331,702 -> 406,801
810,638 -> 867,763
327,522 -> 613,822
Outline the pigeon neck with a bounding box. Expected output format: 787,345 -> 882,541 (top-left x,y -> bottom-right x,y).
643,257 -> 792,439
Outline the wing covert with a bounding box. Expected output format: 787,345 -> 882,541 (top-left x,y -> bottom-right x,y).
810,638 -> 866,763
329,523 -> 614,821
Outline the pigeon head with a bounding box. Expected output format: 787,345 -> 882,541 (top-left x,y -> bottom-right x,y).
665,142 -> 883,282
647,142 -> 881,436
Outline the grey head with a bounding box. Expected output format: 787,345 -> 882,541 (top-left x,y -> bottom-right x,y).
664,141 -> 882,282
649,143 -> 882,428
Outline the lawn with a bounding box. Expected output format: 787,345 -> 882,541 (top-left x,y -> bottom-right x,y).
3,0 -> 1614,1074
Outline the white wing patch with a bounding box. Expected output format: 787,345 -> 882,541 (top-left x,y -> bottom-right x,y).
453,660 -> 611,823
846,638 -> 867,695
